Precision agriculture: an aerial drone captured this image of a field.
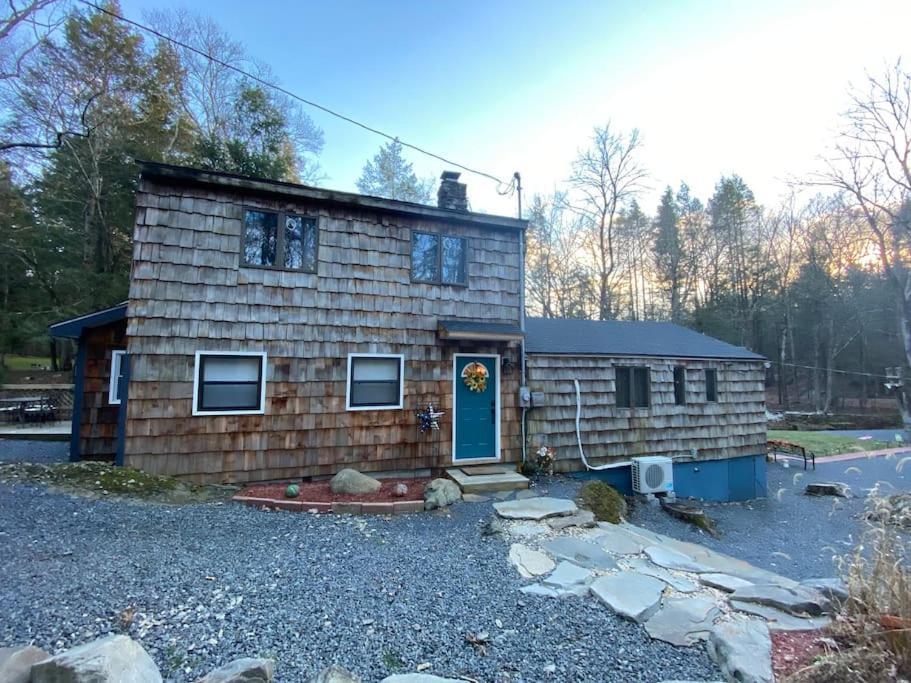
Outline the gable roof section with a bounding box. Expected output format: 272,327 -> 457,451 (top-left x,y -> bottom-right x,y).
138,161 -> 527,233
48,302 -> 128,339
525,317 -> 765,361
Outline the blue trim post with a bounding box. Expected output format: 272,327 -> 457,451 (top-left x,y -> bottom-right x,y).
114,353 -> 130,467
69,335 -> 87,462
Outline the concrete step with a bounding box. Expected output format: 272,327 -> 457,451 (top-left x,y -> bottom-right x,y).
446,466 -> 530,493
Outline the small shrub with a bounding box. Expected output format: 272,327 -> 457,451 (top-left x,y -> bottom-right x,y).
577,481 -> 627,523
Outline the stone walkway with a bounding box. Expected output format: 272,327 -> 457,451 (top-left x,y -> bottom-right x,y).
494,496 -> 841,683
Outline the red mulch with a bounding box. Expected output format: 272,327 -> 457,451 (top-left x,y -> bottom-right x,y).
241,477 -> 429,503
772,628 -> 830,680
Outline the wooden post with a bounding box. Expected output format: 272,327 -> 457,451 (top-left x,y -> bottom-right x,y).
69,335 -> 87,463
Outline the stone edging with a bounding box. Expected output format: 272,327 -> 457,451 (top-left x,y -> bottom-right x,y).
232,494 -> 424,515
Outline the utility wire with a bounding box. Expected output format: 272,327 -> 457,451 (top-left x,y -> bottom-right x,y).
769,359 -> 896,381
76,0 -> 514,192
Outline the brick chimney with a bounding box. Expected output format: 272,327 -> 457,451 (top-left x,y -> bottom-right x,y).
437,171 -> 468,211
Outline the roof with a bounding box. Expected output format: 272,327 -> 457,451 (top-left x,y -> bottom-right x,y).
437,319 -> 524,342
524,317 -> 765,361
48,303 -> 128,339
138,161 -> 528,233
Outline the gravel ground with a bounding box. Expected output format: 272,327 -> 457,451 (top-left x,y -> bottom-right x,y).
0,439 -> 69,464
0,472 -> 721,682
630,454 -> 911,580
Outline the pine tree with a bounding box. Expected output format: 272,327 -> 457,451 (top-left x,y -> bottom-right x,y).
356,140 -> 433,204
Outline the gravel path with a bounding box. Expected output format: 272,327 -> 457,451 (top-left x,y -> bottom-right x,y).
0,439 -> 69,464
630,454 -> 911,580
0,478 -> 721,682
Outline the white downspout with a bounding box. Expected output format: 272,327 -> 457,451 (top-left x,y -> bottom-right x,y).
575,379 -> 632,471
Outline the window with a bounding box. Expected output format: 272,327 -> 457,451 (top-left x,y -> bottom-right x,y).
346,354 -> 404,410
193,351 -> 267,415
108,350 -> 126,405
411,232 -> 467,285
242,209 -> 317,272
705,368 -> 718,402
673,366 -> 687,406
615,366 -> 650,408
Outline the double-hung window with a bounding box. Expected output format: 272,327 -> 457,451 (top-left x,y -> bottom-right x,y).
673,366 -> 687,406
411,232 -> 467,285
705,368 -> 718,402
193,351 -> 267,415
108,350 -> 126,405
346,354 -> 404,410
615,366 -> 650,408
242,209 -> 317,272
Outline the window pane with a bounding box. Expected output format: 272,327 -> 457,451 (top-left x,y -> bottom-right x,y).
674,367 -> 686,405
350,381 -> 399,407
633,367 -> 650,407
352,357 -> 399,382
243,210 -> 277,266
615,367 -> 630,408
201,383 -> 260,410
203,356 -> 261,382
441,236 -> 466,284
412,233 -> 439,281
284,216 -> 318,271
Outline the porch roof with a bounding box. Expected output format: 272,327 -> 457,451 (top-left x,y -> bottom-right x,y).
48,302 -> 128,339
437,319 -> 524,342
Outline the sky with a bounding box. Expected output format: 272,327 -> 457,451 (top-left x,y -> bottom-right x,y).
120,0 -> 911,217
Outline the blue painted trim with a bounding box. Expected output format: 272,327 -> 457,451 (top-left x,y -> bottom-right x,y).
69,335 -> 87,463
49,303 -> 127,339
114,353 -> 130,467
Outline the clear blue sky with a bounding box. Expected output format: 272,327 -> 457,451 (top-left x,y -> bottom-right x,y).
122,0 -> 911,215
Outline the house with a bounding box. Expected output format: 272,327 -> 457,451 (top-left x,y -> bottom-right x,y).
50,162 -> 767,501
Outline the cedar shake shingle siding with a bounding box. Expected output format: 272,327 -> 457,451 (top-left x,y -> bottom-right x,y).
124,173 -> 524,483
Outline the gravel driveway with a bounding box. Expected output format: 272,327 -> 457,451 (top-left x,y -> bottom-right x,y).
0,459 -> 721,682
0,439 -> 69,464
630,454 -> 911,580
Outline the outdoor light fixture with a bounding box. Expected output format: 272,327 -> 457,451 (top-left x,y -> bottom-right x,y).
501,356 -> 515,375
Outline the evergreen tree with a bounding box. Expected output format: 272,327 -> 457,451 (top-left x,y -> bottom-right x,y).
356,140 -> 433,203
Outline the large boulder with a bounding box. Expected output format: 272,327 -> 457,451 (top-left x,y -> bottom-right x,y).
0,645 -> 51,683
30,635 -> 161,683
306,664 -> 362,682
197,658 -> 274,682
805,482 -> 853,498
423,478 -> 461,510
330,469 -> 381,495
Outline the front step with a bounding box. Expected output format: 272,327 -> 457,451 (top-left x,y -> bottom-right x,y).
445,466 -> 530,493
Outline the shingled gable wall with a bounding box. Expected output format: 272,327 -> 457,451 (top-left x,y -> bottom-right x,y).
124,176 -> 523,483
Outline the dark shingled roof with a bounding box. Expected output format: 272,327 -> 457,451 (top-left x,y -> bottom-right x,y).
525,317 -> 765,361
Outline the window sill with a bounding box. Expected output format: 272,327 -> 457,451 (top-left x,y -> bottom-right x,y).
192,408 -> 266,417
240,264 -> 317,274
410,278 -> 469,288
346,404 -> 404,412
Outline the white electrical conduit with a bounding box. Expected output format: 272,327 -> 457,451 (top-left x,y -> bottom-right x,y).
574,379 -> 632,471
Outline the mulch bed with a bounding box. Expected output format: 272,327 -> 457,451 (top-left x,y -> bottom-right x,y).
241,477 -> 430,504
771,628 -> 829,680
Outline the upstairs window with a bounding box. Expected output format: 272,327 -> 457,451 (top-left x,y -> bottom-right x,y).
346,354 -> 404,410
615,366 -> 650,408
193,351 -> 267,415
411,232 -> 467,285
673,366 -> 687,405
705,368 -> 718,402
242,209 -> 317,272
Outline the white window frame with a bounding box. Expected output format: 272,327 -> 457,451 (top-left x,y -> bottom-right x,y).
345,353 -> 405,411
192,350 -> 268,416
108,350 -> 126,405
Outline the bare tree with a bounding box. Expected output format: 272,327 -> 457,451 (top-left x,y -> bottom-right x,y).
568,124 -> 647,320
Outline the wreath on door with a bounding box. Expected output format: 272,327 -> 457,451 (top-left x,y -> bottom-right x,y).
461,361 -> 489,393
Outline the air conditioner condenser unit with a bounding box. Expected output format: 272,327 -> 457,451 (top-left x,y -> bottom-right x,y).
631,456 -> 674,494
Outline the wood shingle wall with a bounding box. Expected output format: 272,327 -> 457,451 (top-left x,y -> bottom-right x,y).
125,178 -> 522,483
79,321 -> 127,461
525,354 -> 766,470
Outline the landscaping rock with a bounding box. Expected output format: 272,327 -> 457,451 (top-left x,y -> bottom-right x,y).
730,583 -> 832,616
590,524 -> 647,555
625,558 -> 699,593
508,543 -> 555,578
661,500 -> 719,537
392,483 -> 408,498
493,497 -> 577,520
306,664 -> 361,682
805,482 -> 852,498
515,490 -> 539,500
590,572 -> 666,623
198,657 -> 274,682
542,537 -> 618,571
546,510 -> 596,530
800,577 -> 848,603
0,645 -> 50,683
423,479 -> 461,510
706,619 -> 773,683
461,493 -> 489,503
644,596 -> 721,647
510,522 -> 549,538
644,545 -> 712,573
519,583 -> 560,598
329,469 -> 380,495
541,561 -> 593,592
729,600 -> 832,631
381,675 -> 463,683
31,635 -> 161,683
698,573 -> 753,593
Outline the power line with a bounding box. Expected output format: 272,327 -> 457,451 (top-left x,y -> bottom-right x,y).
769,359 -> 895,381
76,0 -> 515,192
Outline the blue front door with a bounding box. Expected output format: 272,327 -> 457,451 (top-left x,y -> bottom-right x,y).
454,355 -> 498,461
